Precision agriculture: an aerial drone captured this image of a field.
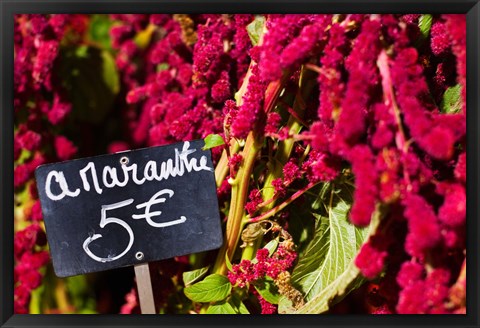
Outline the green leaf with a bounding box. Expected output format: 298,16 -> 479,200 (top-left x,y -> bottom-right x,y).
206,301 -> 237,314
156,63 -> 170,72
279,183 -> 381,314
414,14 -> 433,48
16,149 -> 32,165
264,238 -> 279,256
184,274 -> 232,303
134,24 -> 157,50
230,292 -> 250,314
254,278 -> 280,304
100,50 -> 120,95
418,14 -> 433,40
247,15 -> 266,46
238,303 -> 250,314
290,183 -> 331,257
278,295 -> 295,314
75,45 -> 89,58
234,300 -> 250,314
183,266 -> 210,287
440,84 -> 462,114
88,15 -> 114,50
202,134 -> 225,150
65,275 -> 97,313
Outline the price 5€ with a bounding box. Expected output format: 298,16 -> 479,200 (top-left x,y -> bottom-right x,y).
83,189 -> 186,263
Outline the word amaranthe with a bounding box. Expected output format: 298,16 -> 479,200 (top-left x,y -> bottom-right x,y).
44,141 -> 213,201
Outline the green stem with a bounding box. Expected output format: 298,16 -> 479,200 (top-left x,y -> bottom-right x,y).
55,279 -> 72,313
377,50 -> 413,190
260,66 -> 315,210
213,136 -> 263,275
241,237 -> 262,261
260,117 -> 303,211
214,150 -> 229,188
241,67 -> 315,261
214,142 -> 241,188
212,68 -> 290,275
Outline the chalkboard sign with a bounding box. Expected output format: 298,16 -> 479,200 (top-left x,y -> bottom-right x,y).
35,140 -> 223,277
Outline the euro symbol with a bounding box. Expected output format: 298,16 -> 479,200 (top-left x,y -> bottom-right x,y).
132,189 -> 186,227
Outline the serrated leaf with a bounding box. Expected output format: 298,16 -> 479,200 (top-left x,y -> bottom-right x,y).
419,14 -> 433,40
311,183 -> 332,211
184,274 -> 231,303
288,206 -> 317,258
290,185 -> 367,302
183,266 -> 210,287
202,134 -> 225,150
206,301 -> 237,314
279,184 -> 380,314
254,278 -> 280,304
295,263 -> 360,313
414,14 -> 433,48
440,84 -> 462,114
246,15 -> 266,46
278,295 -> 295,314
288,183 -> 331,257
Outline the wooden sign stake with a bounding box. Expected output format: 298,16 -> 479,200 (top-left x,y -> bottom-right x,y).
134,262 -> 156,314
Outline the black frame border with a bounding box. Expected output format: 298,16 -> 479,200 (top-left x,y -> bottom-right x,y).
1,1 -> 479,328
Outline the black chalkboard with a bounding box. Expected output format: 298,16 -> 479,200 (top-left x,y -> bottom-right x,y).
35,140 -> 223,277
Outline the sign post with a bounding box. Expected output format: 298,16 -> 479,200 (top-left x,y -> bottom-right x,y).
134,263 -> 156,314
35,140 -> 223,313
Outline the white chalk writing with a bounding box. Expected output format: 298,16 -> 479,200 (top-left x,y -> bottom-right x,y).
83,189 -> 186,263
45,141 -> 212,201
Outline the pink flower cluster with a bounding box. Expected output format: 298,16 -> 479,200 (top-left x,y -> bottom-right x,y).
111,13 -> 466,315
112,15 -> 254,161
14,14 -> 84,314
251,288 -> 277,314
227,244 -> 296,314
396,261 -> 451,313
120,288 -> 140,314
230,15 -> 331,139
14,221 -> 50,313
444,15 -> 466,114
227,245 -> 297,288
301,14 -> 466,313
245,151 -> 341,217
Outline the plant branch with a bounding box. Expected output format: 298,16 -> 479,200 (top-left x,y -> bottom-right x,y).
377,50 -> 412,189
249,181 -> 320,222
